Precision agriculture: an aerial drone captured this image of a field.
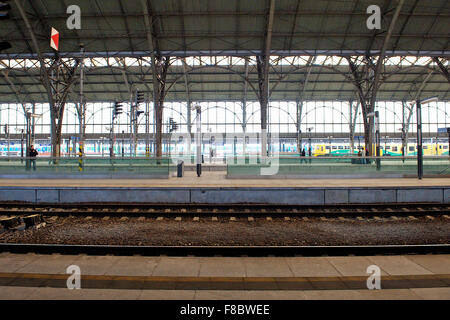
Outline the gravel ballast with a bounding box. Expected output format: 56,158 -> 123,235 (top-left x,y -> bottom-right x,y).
1,216 -> 449,246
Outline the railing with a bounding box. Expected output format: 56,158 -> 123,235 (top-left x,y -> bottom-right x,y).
1,155 -> 449,178
0,156 -> 172,177
226,155 -> 450,177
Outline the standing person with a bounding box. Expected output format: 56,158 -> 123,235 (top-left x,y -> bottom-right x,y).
29,145 -> 38,171
300,148 -> 307,164
210,147 -> 214,163
365,149 -> 370,164
356,149 -> 363,164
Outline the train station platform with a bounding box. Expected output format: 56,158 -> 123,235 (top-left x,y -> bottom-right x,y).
0,253 -> 448,300
0,172 -> 449,205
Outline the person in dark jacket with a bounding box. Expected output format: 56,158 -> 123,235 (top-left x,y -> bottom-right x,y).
365,149 -> 370,164
29,145 -> 38,171
300,148 -> 307,164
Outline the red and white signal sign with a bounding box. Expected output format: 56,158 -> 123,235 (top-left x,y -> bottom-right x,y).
50,27 -> 59,51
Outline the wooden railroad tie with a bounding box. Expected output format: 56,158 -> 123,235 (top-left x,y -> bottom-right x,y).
22,214 -> 44,228
0,216 -> 22,229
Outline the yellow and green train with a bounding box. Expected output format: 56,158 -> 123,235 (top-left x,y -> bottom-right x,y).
313,143 -> 449,157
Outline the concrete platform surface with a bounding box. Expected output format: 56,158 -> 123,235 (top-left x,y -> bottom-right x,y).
1,286 -> 449,300
1,253 -> 449,277
1,172 -> 449,204
1,172 -> 450,188
0,253 -> 448,300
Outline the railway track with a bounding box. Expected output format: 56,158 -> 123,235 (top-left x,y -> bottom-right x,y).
0,203 -> 449,217
0,243 -> 449,256
1,203 -> 448,257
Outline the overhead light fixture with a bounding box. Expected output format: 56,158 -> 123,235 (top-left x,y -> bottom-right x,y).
419,96 -> 438,105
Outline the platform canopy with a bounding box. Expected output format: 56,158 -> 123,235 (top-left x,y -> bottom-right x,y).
0,0 -> 449,103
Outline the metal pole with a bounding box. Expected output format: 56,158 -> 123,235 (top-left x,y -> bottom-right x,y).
133,93 -> 139,157
31,103 -> 35,143
79,46 -> 85,167
168,124 -> 171,159
448,132 -> 450,160
416,100 -> 423,179
129,90 -> 134,157
375,111 -> 381,170
110,103 -> 115,158
145,100 -> 149,157
349,102 -> 354,155
402,102 -> 405,163
296,100 -> 300,154
187,101 -> 192,162
299,130 -> 302,155
25,113 -> 31,170
5,124 -> 9,161
196,106 -> 201,177
308,128 -> 312,163
20,129 -> 24,163
122,130 -> 125,157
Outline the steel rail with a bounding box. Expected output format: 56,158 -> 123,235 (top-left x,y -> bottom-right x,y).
0,203 -> 448,216
0,243 -> 448,257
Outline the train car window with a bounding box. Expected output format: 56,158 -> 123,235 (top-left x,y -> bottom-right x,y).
332,146 -> 337,150
326,146 -> 330,150
338,146 -> 343,149
386,146 -> 391,150
409,146 -> 414,151
423,146 -> 428,149
444,146 -> 448,149
392,147 -> 397,152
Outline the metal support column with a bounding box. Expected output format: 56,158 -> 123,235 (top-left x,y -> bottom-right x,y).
416,100 -> 423,179
401,101 -> 406,163
375,111 -> 381,170
25,114 -> 31,170
145,100 -> 150,157
20,129 -> 24,163
195,105 -> 202,177
109,106 -> 115,158
296,100 -> 302,154
4,124 -> 9,160
122,130 -> 125,157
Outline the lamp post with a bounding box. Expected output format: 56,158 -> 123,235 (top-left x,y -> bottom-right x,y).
385,135 -> 389,154
121,130 -> 125,157
328,136 -> 333,154
15,128 -> 24,163
4,125 -> 9,160
416,96 -> 438,179
105,127 -> 113,158
101,137 -> 105,157
398,128 -> 405,163
20,129 -> 24,162
307,127 -> 314,163
25,112 -> 42,170
193,105 -> 202,177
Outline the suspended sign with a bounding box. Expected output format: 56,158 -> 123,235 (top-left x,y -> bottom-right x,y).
50,27 -> 59,51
